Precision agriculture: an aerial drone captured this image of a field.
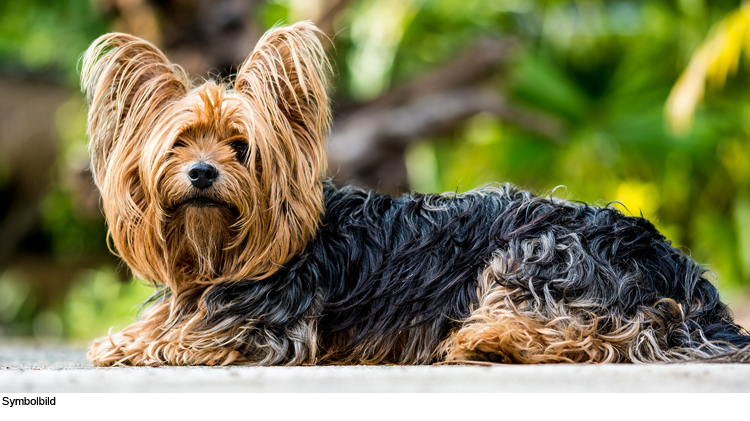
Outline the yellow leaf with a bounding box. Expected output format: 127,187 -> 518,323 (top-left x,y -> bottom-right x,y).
666,2 -> 750,134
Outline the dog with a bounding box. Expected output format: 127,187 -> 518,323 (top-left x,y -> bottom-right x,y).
81,22 -> 750,366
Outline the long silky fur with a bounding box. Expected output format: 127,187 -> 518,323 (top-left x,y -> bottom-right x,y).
82,22 -> 330,291
82,22 -> 750,366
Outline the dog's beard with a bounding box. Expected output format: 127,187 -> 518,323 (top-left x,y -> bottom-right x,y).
166,203 -> 236,282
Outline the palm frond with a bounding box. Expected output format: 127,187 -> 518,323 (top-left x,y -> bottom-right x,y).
666,2 -> 750,134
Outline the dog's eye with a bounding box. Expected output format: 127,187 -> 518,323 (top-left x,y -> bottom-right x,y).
230,141 -> 248,163
173,139 -> 187,148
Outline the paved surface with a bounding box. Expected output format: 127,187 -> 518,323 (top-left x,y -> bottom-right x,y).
1,344 -> 750,392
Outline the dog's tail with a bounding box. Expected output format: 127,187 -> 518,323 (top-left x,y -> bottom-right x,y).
693,322 -> 750,363
633,297 -> 750,363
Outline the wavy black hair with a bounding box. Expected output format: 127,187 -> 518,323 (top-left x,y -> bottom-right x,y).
189,181 -> 750,364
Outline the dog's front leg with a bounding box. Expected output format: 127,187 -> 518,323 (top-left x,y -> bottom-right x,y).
88,300 -> 248,367
88,329 -> 248,367
88,321 -> 156,367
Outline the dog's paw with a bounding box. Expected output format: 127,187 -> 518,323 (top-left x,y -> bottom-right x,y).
88,335 -> 128,366
87,331 -> 150,367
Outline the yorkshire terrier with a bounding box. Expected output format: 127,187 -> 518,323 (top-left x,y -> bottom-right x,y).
81,22 -> 750,366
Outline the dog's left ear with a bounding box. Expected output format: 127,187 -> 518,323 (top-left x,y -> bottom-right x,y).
235,21 -> 330,179
232,22 -> 331,278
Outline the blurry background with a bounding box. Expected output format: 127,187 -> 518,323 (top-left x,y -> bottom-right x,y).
2,0 -> 750,342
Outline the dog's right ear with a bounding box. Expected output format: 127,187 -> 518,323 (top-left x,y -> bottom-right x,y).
81,33 -> 189,188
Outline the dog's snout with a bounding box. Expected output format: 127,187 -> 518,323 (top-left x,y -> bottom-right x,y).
188,163 -> 218,189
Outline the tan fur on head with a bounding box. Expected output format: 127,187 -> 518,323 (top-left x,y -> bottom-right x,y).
82,22 -> 331,290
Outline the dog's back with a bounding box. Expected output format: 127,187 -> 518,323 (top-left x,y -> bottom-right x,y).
217,182 -> 750,364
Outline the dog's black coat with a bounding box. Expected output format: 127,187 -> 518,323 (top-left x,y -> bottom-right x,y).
199,181 -> 750,363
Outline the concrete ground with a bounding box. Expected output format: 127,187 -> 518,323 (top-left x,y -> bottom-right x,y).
1,344 -> 750,392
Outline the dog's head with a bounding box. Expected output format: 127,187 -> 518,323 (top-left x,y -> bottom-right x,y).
81,22 -> 331,289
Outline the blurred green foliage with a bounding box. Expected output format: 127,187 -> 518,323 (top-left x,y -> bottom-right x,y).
3,0 -> 750,340
402,0 -> 750,301
0,0 -> 109,83
0,268 -> 154,339
62,268 -> 155,339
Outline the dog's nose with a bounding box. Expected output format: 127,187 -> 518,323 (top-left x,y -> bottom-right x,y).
188,163 -> 218,189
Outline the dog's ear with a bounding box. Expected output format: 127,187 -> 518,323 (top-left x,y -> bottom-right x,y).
81,34 -> 189,285
235,22 -> 330,178
232,22 -> 331,278
81,33 -> 189,189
